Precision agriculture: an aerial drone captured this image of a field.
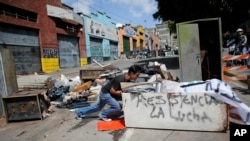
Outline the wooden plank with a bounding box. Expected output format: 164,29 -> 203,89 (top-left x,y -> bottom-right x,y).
121,82 -> 156,90
122,92 -> 228,131
80,68 -> 106,80
17,74 -> 49,89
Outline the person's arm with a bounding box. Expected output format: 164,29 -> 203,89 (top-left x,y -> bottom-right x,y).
110,86 -> 122,95
242,35 -> 247,46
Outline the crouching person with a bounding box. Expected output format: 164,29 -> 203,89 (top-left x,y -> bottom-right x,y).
73,65 -> 142,121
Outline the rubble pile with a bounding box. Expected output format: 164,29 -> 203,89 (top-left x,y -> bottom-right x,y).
43,61 -> 172,111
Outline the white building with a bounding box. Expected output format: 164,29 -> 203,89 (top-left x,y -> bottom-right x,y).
155,21 -> 177,50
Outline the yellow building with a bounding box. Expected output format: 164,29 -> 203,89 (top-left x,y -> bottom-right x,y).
117,24 -> 137,58
136,25 -> 146,51
117,24 -> 147,58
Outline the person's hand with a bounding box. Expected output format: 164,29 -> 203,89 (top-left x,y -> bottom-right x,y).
118,90 -> 123,95
155,78 -> 162,82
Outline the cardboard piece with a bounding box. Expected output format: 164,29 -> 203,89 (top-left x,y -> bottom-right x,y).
97,119 -> 125,131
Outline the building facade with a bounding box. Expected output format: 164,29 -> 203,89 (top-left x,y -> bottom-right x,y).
155,21 -> 177,56
145,28 -> 161,57
118,24 -> 144,58
0,0 -> 86,74
136,25 -> 146,51
82,11 -> 119,63
155,22 -> 170,50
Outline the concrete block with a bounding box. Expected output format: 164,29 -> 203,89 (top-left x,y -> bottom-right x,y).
122,92 -> 228,131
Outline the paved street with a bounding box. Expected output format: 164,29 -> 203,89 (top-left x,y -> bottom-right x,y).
0,57 -> 250,141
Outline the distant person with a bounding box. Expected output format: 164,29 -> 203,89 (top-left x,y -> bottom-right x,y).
223,30 -> 237,55
72,65 -> 142,121
236,28 -> 248,65
120,52 -> 127,59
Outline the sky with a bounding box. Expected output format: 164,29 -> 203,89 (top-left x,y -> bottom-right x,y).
61,0 -> 161,28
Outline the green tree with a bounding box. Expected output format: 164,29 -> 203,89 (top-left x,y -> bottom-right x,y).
153,0 -> 250,32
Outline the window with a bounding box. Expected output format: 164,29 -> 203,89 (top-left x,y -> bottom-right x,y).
54,18 -> 79,32
0,2 -> 37,22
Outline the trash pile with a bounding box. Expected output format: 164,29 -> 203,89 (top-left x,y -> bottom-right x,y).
44,61 -> 174,111
45,75 -> 94,110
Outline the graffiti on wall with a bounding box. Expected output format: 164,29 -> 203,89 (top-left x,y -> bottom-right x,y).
58,35 -> 80,68
90,46 -> 103,62
135,93 -> 221,122
91,46 -> 103,56
123,91 -> 226,125
102,39 -> 110,57
43,48 -> 58,58
123,92 -> 229,131
6,46 -> 41,74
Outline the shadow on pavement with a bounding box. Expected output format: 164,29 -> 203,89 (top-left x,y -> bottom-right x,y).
68,115 -> 99,132
109,128 -> 127,141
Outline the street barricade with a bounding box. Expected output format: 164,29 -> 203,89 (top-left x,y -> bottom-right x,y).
122,91 -> 228,131
121,79 -> 231,131
222,54 -> 249,82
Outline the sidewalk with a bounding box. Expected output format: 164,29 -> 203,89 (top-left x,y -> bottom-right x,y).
17,59 -> 138,89
48,59 -> 138,78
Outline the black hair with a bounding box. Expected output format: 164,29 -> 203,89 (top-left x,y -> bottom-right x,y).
128,65 -> 142,74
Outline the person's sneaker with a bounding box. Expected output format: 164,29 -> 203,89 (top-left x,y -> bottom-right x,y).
75,115 -> 86,120
118,114 -> 124,119
98,113 -> 111,122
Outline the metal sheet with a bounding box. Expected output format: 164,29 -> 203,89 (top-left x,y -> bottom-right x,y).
58,35 -> 80,68
2,90 -> 47,122
0,25 -> 39,46
0,48 -> 18,96
80,68 -> 105,81
90,37 -> 103,62
122,92 -> 228,131
0,25 -> 41,74
110,41 -> 118,60
177,23 -> 201,81
176,18 -> 223,81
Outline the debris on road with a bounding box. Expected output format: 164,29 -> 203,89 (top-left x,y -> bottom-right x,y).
6,60 -> 250,133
